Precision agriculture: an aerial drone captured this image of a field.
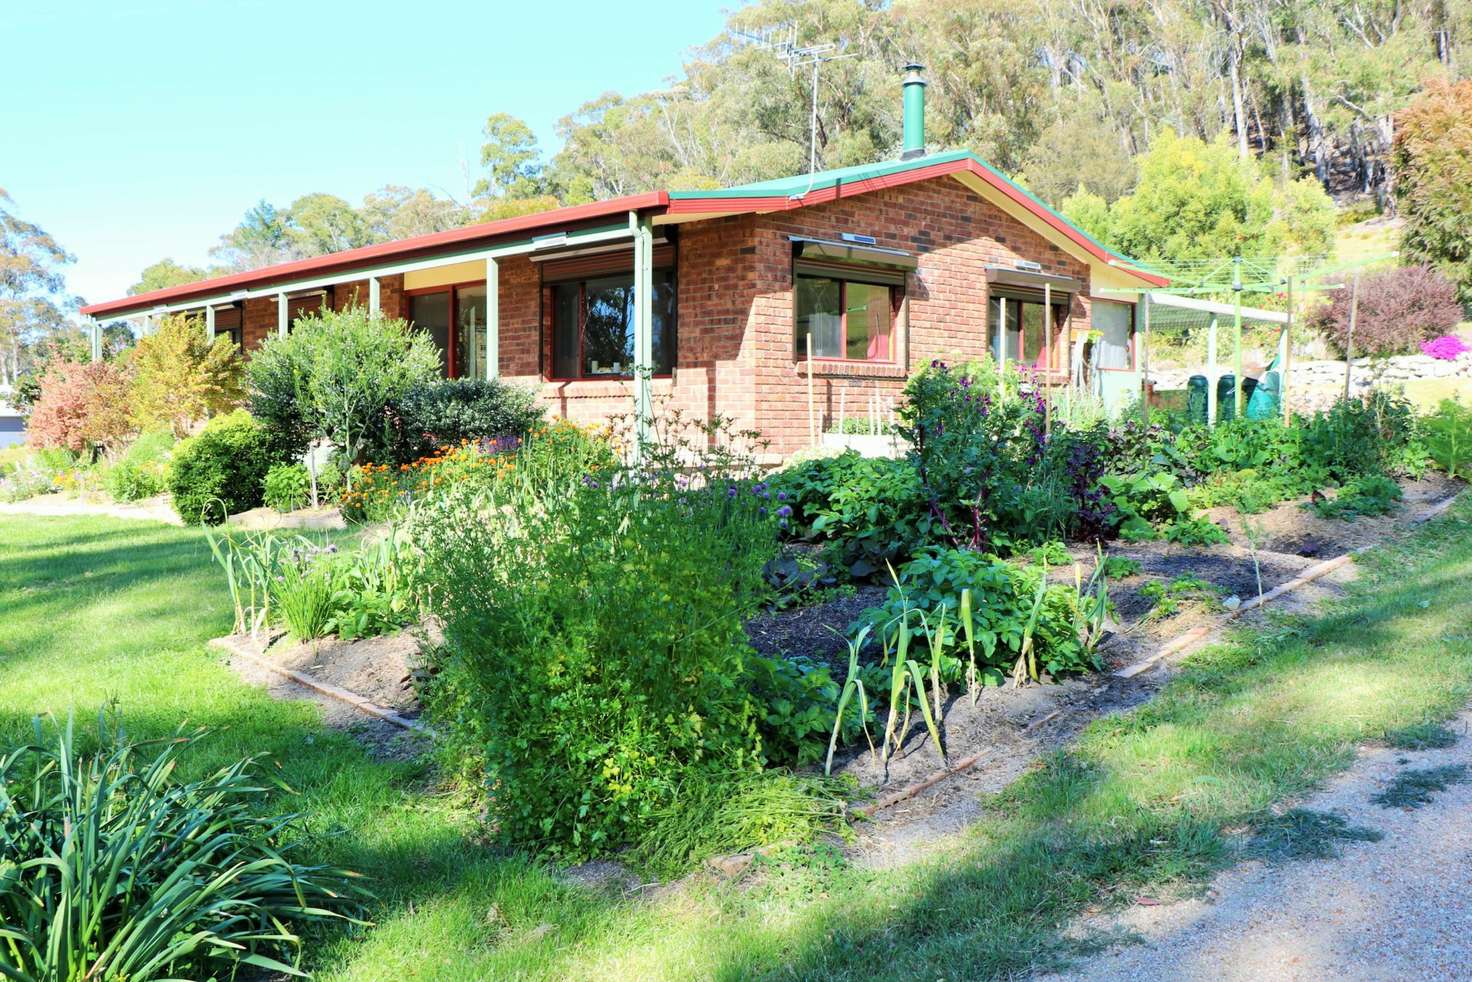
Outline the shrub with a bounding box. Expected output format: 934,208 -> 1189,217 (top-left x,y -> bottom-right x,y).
853,547 -> 1092,682
0,718 -> 366,980
26,358 -> 133,456
770,451 -> 931,578
246,305 -> 441,466
899,358 -> 1074,553
102,429 -> 175,501
1298,391 -> 1426,481
1422,398 -> 1472,480
128,312 -> 244,436
263,462 -> 311,512
413,418 -> 777,859
384,377 -> 544,464
1306,265 -> 1463,358
1394,78 -> 1472,306
167,410 -> 274,523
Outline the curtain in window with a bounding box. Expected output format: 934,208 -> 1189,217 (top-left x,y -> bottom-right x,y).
1094,302 -> 1133,370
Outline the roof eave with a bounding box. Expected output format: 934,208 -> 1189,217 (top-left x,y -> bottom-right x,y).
82,191 -> 670,318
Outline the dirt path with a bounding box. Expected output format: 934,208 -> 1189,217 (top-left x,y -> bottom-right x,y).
1051,708 -> 1472,981
0,493 -> 181,525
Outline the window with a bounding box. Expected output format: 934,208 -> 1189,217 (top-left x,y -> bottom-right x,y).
212,306 -> 243,349
794,275 -> 894,361
408,284 -> 490,379
1093,300 -> 1135,370
548,269 -> 676,378
988,294 -> 1069,370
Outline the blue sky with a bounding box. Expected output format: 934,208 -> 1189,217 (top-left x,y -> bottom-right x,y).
2,0 -> 730,309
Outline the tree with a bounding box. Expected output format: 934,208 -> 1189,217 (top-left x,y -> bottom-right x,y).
1394,78 -> 1472,306
361,186 -> 472,240
1019,106 -> 1137,208
129,258 -> 208,295
1059,188 -> 1114,246
475,113 -> 547,200
26,357 -> 133,455
129,313 -> 245,437
285,193 -> 373,256
1105,132 -> 1280,263
210,200 -> 296,270
246,306 -> 440,475
0,188 -> 77,389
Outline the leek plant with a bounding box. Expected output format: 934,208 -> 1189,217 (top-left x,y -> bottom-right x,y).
825,626 -> 874,776
0,716 -> 368,981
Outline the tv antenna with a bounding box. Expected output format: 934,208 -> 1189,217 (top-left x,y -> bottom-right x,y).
734,24 -> 858,177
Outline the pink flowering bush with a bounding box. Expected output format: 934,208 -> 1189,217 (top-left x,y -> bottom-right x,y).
1421,335 -> 1471,361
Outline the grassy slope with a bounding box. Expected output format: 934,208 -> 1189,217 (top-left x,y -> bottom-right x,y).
2,503 -> 1472,979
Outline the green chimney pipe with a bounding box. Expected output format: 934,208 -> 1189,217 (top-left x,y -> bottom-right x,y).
902,62 -> 927,159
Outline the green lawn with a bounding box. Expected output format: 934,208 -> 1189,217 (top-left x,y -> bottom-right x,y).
3,503 -> 1472,979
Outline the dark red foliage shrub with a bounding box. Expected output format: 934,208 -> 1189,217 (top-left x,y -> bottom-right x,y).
1307,265 -> 1464,358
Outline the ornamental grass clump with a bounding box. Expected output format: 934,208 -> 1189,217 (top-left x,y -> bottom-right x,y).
413,414 -> 782,859
0,717 -> 368,981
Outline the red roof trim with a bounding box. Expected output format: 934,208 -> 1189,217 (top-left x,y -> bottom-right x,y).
82,191 -> 669,317
666,157 -> 1169,288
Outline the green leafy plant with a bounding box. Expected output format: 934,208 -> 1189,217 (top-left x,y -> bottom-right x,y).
1101,556 -> 1141,579
1164,515 -> 1230,546
853,547 -> 1093,684
167,410 -> 274,523
263,462 -> 312,512
1422,398 -> 1472,480
1140,575 -> 1222,619
413,413 -> 780,858
272,545 -> 341,641
1099,471 -> 1193,541
0,716 -> 367,980
103,430 -> 175,502
1309,474 -> 1403,520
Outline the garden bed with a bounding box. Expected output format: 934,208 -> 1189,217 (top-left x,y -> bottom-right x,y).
756,474 -> 1465,860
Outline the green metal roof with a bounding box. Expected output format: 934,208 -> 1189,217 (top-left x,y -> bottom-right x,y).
667,149 -> 974,200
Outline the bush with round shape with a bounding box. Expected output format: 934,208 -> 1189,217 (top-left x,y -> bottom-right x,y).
167,410 -> 273,523
103,429 -> 175,502
1306,265 -> 1463,358
384,377 -> 544,464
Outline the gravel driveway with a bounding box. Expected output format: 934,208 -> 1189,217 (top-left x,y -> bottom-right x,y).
1052,708 -> 1472,981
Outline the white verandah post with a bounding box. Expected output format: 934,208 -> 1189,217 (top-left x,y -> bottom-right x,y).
277,293 -> 288,338
368,276 -> 381,317
485,257 -> 499,380
88,317 -> 101,362
205,305 -> 216,343
630,210 -> 654,457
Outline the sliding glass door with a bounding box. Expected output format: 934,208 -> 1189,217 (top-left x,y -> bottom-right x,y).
408,284 -> 490,379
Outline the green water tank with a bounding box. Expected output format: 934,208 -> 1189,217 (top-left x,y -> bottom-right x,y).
1187,375 -> 1209,424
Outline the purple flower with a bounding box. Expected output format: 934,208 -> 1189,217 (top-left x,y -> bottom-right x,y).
777,505 -> 793,518
776,491 -> 787,501
759,506 -> 768,518
1422,335 -> 1471,361
727,485 -> 738,498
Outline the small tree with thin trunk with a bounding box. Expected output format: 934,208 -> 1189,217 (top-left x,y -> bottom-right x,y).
248,306 -> 439,494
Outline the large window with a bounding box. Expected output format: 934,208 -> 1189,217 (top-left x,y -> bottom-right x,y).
408,284 -> 490,379
988,294 -> 1069,370
549,269 -> 676,379
794,275 -> 894,361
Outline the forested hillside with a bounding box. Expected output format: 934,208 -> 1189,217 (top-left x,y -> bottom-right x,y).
133,0 -> 1469,289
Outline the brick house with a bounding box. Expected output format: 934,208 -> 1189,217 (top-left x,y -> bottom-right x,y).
81,67 -> 1165,456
